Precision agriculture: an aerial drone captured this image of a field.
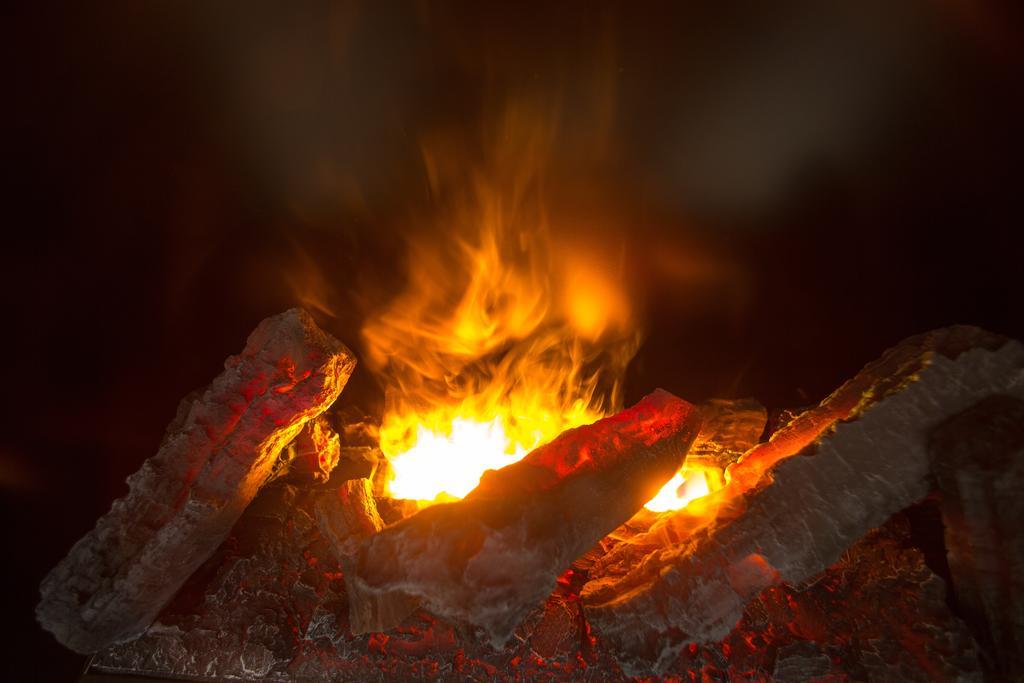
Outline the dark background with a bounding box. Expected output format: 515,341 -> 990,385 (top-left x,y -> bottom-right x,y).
3,2 -> 1022,678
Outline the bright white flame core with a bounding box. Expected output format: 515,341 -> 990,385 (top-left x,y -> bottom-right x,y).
643,469 -> 712,512
386,417 -> 531,501
385,414 -> 717,514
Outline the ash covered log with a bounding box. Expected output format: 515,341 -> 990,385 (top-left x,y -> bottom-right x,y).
305,410 -> 384,560
86,491 -> 984,681
81,392 -> 983,681
283,415 -> 342,482
37,308 -> 355,653
345,389 -> 701,646
90,479 -> 354,681
930,395 -> 1024,678
583,327 -> 1024,674
588,396 -> 765,547
313,476 -> 421,635
729,325 -> 1008,488
86,493 -> 984,681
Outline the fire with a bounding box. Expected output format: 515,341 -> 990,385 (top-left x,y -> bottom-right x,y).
643,465 -> 724,512
367,222 -> 632,504
361,98 -> 713,512
368,223 -> 634,503
383,406 -> 600,502
384,417 -> 519,501
361,101 -> 641,505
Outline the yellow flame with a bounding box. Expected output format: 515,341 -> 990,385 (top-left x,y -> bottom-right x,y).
385,407 -> 599,502
362,99 -> 640,504
643,465 -> 723,513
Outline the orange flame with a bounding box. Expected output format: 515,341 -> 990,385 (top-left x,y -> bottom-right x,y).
362,101 -> 641,505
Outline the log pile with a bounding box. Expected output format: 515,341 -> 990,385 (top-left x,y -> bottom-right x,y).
37,317 -> 1024,680
582,327 -> 1024,674
87,423 -> 982,682
37,309 -> 355,653
344,389 -> 701,646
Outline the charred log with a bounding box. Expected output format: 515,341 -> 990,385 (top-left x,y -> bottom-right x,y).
729,325 -> 1007,489
687,397 -> 767,471
315,478 -> 384,554
90,479 -> 353,681
313,476 -> 421,634
930,394 -> 1024,679
86,498 -> 983,682
283,415 -> 342,482
583,328 -> 1024,674
37,308 -> 355,653
345,389 -> 702,647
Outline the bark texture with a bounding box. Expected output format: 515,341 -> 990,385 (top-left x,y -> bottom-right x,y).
347,389 -> 702,646
87,504 -> 982,682
284,415 -> 342,482
687,397 -> 767,470
930,394 -> 1024,679
583,328 -> 1024,674
38,308 -> 354,653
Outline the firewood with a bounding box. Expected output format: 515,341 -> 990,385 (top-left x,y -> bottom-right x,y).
582,327 -> 1024,675
343,389 -> 702,646
313,475 -> 422,635
687,397 -> 766,469
930,394 -> 1024,679
282,415 -> 342,482
37,309 -> 355,653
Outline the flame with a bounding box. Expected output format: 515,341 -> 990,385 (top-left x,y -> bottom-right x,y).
362,99 -> 641,505
362,96 -> 722,514
361,97 -> 725,513
643,464 -> 724,512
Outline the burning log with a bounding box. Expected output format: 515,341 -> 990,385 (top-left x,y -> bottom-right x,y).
90,479 -> 355,681
37,308 -> 355,653
283,415 -> 342,482
687,397 -> 767,470
343,389 -> 701,647
582,327 -> 1024,674
314,477 -> 422,635
314,475 -> 393,627
728,325 -> 1007,488
639,397 -> 765,515
86,432 -> 984,682
930,394 -> 1024,679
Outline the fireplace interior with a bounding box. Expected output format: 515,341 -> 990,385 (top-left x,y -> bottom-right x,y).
5,3 -> 1024,682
